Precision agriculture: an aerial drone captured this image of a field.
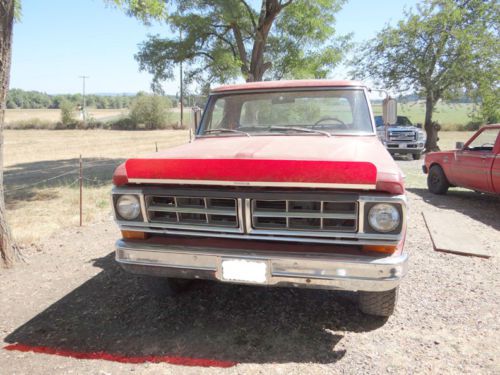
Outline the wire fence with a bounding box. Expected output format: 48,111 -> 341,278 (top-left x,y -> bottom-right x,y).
5,170 -> 79,193
4,158 -> 121,194
4,158 -> 122,178
4,156 -> 123,227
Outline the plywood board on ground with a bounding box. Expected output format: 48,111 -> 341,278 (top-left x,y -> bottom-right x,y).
422,211 -> 492,258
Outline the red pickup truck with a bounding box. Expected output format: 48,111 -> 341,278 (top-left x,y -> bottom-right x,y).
424,124 -> 500,195
111,80 -> 408,317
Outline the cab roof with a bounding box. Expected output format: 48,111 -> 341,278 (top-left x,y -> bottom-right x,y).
482,124 -> 500,129
211,79 -> 367,93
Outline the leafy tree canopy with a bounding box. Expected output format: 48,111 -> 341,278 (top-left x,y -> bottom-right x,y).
112,0 -> 350,92
351,0 -> 499,149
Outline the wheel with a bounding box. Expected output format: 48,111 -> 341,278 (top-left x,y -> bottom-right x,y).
142,276 -> 192,298
412,153 -> 422,160
427,165 -> 450,195
358,287 -> 399,317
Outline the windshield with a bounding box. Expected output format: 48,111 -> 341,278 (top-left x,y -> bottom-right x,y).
374,115 -> 414,127
396,116 -> 413,126
198,89 -> 374,136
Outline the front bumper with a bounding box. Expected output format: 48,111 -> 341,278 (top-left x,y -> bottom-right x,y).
116,239 -> 408,292
386,143 -> 425,154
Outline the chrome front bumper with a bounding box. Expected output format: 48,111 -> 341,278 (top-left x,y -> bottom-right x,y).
386,143 -> 425,153
116,240 -> 408,292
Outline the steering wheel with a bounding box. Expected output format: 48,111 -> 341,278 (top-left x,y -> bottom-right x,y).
313,117 -> 347,129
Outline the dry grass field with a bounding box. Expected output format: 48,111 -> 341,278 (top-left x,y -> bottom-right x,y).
3,130 -> 474,244
4,108 -> 129,124
4,129 -> 190,243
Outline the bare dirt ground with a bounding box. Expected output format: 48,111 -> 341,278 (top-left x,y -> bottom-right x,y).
1,156 -> 499,374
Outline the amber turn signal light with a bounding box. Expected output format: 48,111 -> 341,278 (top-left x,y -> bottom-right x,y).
362,245 -> 397,254
121,230 -> 150,240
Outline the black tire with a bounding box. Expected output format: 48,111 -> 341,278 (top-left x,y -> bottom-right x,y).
142,276 -> 192,298
412,153 -> 422,160
358,287 -> 399,317
427,165 -> 450,195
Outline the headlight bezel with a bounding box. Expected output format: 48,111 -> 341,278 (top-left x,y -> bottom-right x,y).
114,194 -> 142,221
364,202 -> 403,234
417,131 -> 425,141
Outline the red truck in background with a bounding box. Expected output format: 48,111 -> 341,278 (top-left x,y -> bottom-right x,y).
111,80 -> 408,317
424,124 -> 500,195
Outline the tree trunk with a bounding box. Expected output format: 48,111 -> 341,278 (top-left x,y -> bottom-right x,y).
0,0 -> 16,266
247,0 -> 281,82
424,93 -> 440,152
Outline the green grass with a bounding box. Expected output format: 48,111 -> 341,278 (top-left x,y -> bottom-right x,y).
372,101 -> 476,130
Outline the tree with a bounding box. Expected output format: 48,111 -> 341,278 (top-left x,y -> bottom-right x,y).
351,0 -> 499,151
0,0 -> 19,266
113,0 -> 349,91
129,94 -> 172,129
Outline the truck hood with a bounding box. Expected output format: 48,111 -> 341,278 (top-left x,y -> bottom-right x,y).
115,135 -> 404,194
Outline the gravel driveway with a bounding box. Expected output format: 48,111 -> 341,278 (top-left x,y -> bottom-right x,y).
1,160 -> 499,374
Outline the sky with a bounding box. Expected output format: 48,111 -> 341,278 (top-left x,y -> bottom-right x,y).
10,0 -> 419,95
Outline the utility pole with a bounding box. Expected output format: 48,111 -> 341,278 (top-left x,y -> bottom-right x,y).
79,75 -> 89,126
179,30 -> 184,129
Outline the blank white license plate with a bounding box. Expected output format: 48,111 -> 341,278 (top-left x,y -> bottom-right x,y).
220,259 -> 268,284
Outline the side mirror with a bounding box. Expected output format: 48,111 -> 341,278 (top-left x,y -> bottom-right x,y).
456,141 -> 465,150
192,106 -> 202,132
416,123 -> 422,129
189,106 -> 202,142
382,97 -> 397,125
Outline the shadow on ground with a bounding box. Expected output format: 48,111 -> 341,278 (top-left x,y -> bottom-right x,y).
5,252 -> 386,365
4,157 -> 123,204
409,188 -> 500,231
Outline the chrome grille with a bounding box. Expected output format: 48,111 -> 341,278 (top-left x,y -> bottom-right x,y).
388,130 -> 416,141
251,199 -> 358,232
146,195 -> 239,229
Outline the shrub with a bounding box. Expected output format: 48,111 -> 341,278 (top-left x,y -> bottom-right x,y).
109,117 -> 138,130
60,99 -> 77,126
4,118 -> 55,130
129,95 -> 172,129
463,120 -> 482,131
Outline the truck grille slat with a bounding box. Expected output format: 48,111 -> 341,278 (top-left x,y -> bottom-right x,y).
146,195 -> 238,229
148,205 -> 236,216
388,130 -> 416,141
253,211 -> 356,219
251,199 -> 358,232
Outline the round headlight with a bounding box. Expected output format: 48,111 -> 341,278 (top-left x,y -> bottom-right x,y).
116,195 -> 141,220
368,203 -> 400,233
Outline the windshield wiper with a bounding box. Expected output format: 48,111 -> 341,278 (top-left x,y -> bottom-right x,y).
203,129 -> 251,137
269,126 -> 331,137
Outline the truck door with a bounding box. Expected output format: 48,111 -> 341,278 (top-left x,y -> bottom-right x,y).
491,130 -> 500,193
452,128 -> 499,192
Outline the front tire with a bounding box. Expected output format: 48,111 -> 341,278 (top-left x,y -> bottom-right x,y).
412,153 -> 422,160
427,165 -> 450,195
358,287 -> 399,317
